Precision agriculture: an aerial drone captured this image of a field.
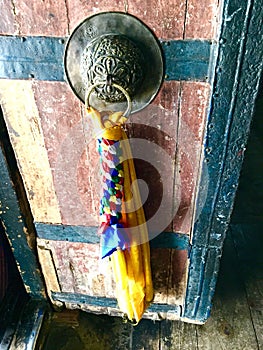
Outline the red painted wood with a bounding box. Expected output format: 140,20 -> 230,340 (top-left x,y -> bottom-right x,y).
32,81 -> 209,234
173,82 -> 210,233
0,0 -> 17,34
12,0 -> 69,36
32,81 -> 99,226
0,0 -> 219,40
66,0 -> 186,39
130,81 -> 180,232
185,0 -> 219,39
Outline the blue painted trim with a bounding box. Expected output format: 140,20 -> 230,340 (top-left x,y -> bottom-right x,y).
0,36 -> 65,81
161,40 -> 213,81
51,292 -> 181,315
35,223 -> 99,244
35,222 -> 190,250
0,36 -> 212,82
183,0 -> 263,323
150,231 -> 190,250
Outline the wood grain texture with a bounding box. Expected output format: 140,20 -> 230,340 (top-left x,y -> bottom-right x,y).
42,239 -> 188,306
0,80 -> 61,224
47,240 -> 116,298
0,79 -> 209,233
184,0 -> 221,39
32,81 -> 99,226
12,0 -> 69,36
37,239 -> 63,308
0,0 -> 17,34
196,234 -> 259,350
130,81 -> 210,234
174,82 -> 210,234
0,0 -> 220,40
67,0 -> 219,40
231,225 -> 263,350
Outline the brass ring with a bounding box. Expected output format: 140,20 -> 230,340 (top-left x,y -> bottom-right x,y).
85,82 -> 132,117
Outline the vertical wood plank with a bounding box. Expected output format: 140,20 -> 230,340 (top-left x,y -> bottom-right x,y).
130,81 -> 180,233
67,0 -> 186,39
173,82 -> 210,234
231,225 -> 263,350
131,319 -> 160,350
184,0 -> 221,39
161,320 -> 198,349
128,0 -> 186,39
0,0 -> 17,34
0,80 -> 62,224
196,235 -> 259,349
167,249 -> 189,305
32,81 -> 99,226
12,0 -> 69,36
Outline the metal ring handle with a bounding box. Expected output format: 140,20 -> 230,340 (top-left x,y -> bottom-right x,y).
85,82 -> 132,117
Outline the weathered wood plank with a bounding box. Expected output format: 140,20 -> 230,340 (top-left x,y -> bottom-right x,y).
0,80 -> 62,224
12,0 -> 69,36
184,0 -> 221,39
37,239 -> 63,308
183,0 -> 263,322
231,225 -> 263,350
173,81 -> 210,234
41,238 -> 188,307
31,81 -> 98,226
1,0 -> 220,40
67,0 -> 186,40
161,320 -> 198,349
0,107 -> 45,298
167,249 -> 189,306
196,234 -> 259,350
131,319 -> 160,350
0,0 -> 17,34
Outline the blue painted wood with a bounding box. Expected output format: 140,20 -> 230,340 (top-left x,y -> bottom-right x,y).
0,36 -> 65,81
51,292 -> 181,316
0,36 -> 211,82
183,0 -> 263,322
35,222 -> 190,250
162,40 -> 212,81
35,223 -> 99,244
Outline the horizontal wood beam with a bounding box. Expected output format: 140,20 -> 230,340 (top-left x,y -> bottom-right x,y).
35,222 -> 190,250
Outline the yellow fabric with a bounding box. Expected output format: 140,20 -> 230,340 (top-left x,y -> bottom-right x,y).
87,107 -> 154,324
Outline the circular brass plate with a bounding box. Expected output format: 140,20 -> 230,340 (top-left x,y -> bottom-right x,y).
64,12 -> 164,114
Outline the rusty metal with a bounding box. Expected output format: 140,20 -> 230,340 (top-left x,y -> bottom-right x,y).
64,12 -> 163,114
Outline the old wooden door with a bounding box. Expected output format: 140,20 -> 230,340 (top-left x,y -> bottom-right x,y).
0,0 -> 262,324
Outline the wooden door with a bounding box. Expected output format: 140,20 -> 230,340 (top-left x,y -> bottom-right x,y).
0,0 -> 262,323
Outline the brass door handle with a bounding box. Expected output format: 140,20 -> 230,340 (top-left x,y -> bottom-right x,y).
64,12 -> 163,114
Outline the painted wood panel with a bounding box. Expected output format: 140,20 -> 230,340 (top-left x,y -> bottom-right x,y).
0,79 -> 209,233
0,80 -> 62,224
0,0 -> 224,324
0,0 -> 221,40
37,238 -> 188,307
12,0 -> 69,36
